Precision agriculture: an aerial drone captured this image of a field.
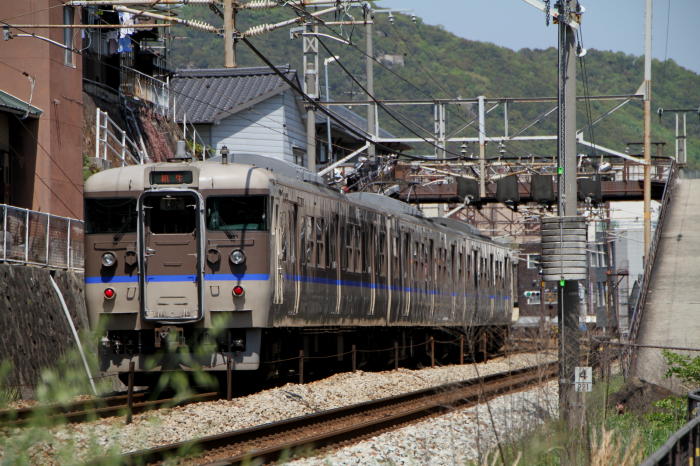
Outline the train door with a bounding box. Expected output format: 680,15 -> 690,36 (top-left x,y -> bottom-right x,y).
333,213 -> 342,314
293,202 -> 302,315
139,190 -> 204,321
402,232 -> 412,317
279,200 -> 298,313
368,220 -> 376,316
272,199 -> 284,305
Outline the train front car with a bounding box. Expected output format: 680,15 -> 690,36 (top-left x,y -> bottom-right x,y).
84,161 -> 272,382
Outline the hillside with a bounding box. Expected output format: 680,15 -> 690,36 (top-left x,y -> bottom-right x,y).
169,6 -> 700,167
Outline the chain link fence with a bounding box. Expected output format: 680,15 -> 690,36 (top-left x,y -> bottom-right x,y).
0,204 -> 83,271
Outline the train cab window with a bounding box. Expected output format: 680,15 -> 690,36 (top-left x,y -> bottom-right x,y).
85,198 -> 137,235
145,195 -> 196,234
206,196 -> 268,231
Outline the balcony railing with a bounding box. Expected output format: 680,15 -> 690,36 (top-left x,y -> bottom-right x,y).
120,66 -> 170,116
1,205 -> 83,271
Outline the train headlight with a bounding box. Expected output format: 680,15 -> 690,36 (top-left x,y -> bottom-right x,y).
104,288 -> 116,300
232,286 -> 245,297
101,252 -> 117,267
230,249 -> 246,265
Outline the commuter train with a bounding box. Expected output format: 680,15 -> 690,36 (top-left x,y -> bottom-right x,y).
84,154 -> 518,382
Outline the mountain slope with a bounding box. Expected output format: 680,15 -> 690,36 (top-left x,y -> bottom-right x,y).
169,7 -> 700,166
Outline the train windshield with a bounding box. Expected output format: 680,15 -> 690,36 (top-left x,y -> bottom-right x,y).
85,198 -> 137,234
206,196 -> 267,231
144,194 -> 197,234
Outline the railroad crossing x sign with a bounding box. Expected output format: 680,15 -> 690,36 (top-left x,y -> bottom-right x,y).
574,366 -> 592,392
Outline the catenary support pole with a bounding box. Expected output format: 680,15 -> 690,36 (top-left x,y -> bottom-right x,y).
366,8 -> 376,159
304,22 -> 319,171
478,95 -> 486,197
643,0 -> 652,259
557,0 -> 581,429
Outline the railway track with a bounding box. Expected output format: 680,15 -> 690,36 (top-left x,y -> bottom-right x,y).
0,391 -> 219,427
115,362 -> 557,465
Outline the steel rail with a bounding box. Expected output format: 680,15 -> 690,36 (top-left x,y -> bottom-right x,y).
0,391 -> 218,427
115,363 -> 557,465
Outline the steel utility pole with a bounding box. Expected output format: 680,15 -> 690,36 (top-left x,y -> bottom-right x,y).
224,0 -> 237,67
556,0 -> 581,429
643,0 -> 652,258
304,21 -> 320,171
365,7 -> 376,159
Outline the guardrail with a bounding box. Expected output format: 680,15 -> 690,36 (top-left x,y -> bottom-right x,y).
0,205 -> 83,271
95,108 -> 145,167
623,159 -> 678,375
642,389 -> 700,466
173,97 -> 214,160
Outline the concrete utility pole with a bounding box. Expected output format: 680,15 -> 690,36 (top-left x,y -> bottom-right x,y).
304,21 -> 320,170
478,95 -> 486,198
556,0 -> 581,428
224,0 -> 237,67
365,8 -> 376,159
643,0 -> 652,258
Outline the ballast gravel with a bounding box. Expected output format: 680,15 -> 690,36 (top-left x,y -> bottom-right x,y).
288,381 -> 558,466
0,351 -> 555,464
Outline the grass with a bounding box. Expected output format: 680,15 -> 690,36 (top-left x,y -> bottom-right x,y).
474,374 -> 687,465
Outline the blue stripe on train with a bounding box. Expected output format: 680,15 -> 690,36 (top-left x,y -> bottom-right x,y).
86,273 -> 270,284
85,274 -> 511,301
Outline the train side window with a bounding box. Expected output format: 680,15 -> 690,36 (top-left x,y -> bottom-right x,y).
345,224 -> 353,272
206,196 -> 268,231
300,217 -> 307,265
316,217 -> 325,268
354,227 -> 362,273
306,217 -> 314,265
85,198 -> 137,234
378,231 -> 386,277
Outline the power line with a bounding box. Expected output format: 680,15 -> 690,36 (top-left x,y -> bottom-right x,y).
286,3 -> 539,160
315,37 -> 467,158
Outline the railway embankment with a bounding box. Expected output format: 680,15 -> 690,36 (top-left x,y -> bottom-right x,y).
0,263 -> 88,396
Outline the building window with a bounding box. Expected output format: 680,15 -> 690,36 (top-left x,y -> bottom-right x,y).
63,6 -> 75,66
292,146 -> 305,167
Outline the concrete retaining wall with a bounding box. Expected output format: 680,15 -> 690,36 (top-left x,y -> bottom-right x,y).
0,263 -> 88,396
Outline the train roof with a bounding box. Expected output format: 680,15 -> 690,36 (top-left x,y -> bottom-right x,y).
84,155 -> 501,247
429,217 -> 487,239
345,192 -> 423,218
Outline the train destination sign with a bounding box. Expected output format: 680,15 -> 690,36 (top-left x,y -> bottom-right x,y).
150,171 -> 193,185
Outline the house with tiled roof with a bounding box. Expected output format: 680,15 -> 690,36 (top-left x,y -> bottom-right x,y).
172,66 -> 407,170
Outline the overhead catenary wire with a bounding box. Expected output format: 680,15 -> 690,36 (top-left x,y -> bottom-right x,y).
239,35 -> 472,161
285,2 -> 543,161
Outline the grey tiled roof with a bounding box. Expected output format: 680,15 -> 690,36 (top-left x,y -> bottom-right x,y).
172,66 -> 298,124
172,66 -> 400,144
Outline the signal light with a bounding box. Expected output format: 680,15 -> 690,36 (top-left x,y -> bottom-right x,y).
232,286 -> 245,297
104,288 -> 116,300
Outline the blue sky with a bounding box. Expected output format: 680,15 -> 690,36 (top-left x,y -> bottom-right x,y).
377,0 -> 700,75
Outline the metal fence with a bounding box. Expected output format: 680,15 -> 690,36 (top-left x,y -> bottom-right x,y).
0,205 -> 83,271
642,389 -> 700,466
